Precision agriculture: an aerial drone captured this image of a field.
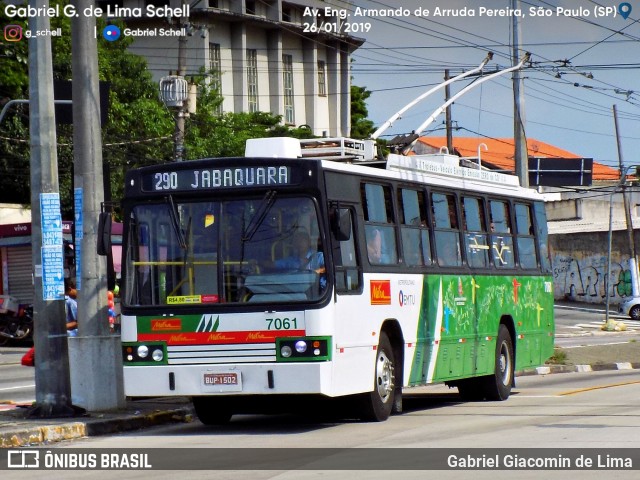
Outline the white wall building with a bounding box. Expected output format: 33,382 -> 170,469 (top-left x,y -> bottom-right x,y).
99,0 -> 362,137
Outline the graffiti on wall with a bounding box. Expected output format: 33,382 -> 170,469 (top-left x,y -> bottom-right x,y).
552,254 -> 634,304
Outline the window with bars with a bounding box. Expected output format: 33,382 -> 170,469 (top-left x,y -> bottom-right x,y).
283,54 -> 295,124
209,43 -> 222,114
247,49 -> 258,112
317,60 -> 326,96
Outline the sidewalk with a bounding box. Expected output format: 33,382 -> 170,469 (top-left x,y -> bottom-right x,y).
0,397 -> 194,447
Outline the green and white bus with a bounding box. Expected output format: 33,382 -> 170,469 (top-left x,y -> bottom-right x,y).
113,137 -> 554,423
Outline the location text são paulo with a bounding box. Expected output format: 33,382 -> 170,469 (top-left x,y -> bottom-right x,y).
309,5 -> 619,18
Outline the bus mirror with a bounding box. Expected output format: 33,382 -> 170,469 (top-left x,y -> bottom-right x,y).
97,212 -> 112,256
332,208 -> 351,241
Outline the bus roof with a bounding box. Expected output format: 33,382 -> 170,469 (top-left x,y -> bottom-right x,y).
245,136 -> 542,201
319,152 -> 542,201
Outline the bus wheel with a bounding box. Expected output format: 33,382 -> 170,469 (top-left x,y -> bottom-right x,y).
484,324 -> 514,401
192,397 -> 233,425
359,332 -> 395,422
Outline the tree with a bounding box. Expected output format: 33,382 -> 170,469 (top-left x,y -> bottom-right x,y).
0,2 -> 174,218
184,71 -> 313,158
350,84 -> 375,139
0,0 -> 333,218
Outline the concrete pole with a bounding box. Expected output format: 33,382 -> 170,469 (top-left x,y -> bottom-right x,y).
613,105 -> 638,296
175,0 -> 188,161
444,70 -> 453,154
605,189 -> 616,327
512,0 -> 529,188
69,0 -> 125,410
27,0 -> 76,418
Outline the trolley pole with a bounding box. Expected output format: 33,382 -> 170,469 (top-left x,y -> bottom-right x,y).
27,0 -> 75,417
68,0 -> 125,410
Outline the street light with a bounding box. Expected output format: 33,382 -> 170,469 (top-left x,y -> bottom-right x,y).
604,165 -> 639,330
159,75 -> 189,161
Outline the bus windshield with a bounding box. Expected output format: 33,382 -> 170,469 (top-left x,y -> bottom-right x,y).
123,195 -> 326,307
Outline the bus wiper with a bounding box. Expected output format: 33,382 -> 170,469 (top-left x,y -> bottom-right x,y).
167,195 -> 187,249
242,190 -> 276,242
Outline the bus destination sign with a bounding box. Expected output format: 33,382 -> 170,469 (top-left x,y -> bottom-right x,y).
141,166 -> 293,192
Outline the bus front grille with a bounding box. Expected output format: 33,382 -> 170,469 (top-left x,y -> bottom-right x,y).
167,343 -> 277,365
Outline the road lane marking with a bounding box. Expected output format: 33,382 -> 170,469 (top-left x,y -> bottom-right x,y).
0,384 -> 35,391
558,379 -> 640,396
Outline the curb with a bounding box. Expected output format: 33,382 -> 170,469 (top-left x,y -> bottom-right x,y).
0,405 -> 194,448
518,362 -> 640,376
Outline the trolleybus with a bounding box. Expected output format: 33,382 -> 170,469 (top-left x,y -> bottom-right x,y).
107,137 -> 554,423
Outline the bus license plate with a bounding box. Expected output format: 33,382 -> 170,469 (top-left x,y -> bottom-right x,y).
202,372 -> 242,392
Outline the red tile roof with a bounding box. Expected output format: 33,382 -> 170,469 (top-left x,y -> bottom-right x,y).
416,137 -> 619,181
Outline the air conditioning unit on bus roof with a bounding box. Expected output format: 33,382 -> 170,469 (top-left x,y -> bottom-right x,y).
245,137 -> 302,158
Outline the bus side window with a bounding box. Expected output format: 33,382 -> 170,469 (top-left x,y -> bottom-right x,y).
398,188 -> 431,266
489,200 -> 515,268
361,183 -> 398,265
533,202 -> 552,273
461,196 -> 489,268
331,207 -> 361,293
432,192 -> 462,267
514,203 -> 536,269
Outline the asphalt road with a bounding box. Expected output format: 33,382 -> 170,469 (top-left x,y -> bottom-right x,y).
1,303 -> 639,406
8,369 -> 638,480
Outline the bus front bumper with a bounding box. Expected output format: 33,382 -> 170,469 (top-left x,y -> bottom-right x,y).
123,362 -> 334,397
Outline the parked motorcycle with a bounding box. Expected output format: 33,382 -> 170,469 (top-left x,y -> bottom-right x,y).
0,296 -> 33,346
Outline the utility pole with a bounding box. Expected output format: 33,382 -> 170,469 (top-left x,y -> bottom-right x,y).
175,0 -> 188,161
512,0 -> 529,187
444,69 -> 453,153
68,0 -> 125,410
27,0 -> 75,417
613,104 -> 639,297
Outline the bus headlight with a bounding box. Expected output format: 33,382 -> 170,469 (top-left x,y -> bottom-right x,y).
137,345 -> 149,358
295,340 -> 307,353
276,337 -> 331,361
152,349 -> 164,362
123,343 -> 167,364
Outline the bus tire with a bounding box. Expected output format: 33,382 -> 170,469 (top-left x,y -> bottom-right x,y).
192,397 -> 233,425
358,332 -> 395,422
484,324 -> 514,401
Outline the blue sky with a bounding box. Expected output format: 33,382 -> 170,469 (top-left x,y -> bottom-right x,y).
347,0 -> 640,168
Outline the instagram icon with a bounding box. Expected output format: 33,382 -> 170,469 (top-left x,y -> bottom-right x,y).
4,25 -> 23,42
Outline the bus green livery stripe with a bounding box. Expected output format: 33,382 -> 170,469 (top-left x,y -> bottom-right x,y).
426,278 -> 444,383
410,274 -> 554,385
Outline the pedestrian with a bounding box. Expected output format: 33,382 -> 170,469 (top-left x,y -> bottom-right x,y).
65,286 -> 78,337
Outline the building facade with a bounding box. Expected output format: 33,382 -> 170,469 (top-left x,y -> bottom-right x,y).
99,0 -> 362,137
